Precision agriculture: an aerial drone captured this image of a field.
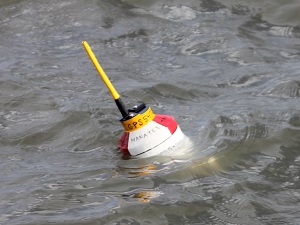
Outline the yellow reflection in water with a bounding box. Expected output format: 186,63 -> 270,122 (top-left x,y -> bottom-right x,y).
128,165 -> 157,177
133,191 -> 161,202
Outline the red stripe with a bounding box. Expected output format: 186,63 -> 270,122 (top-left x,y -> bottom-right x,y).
153,114 -> 178,134
118,132 -> 130,155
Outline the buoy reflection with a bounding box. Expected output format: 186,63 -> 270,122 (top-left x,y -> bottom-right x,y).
133,191 -> 161,202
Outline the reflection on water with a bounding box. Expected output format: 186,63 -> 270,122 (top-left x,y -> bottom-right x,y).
1,0 -> 300,224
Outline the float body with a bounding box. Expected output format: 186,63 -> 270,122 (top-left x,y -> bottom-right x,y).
118,104 -> 186,158
82,41 -> 188,158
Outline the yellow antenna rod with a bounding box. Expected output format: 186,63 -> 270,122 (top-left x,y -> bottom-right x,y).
82,41 -> 120,100
82,41 -> 128,117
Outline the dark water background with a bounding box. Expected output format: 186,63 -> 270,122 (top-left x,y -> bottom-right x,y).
1,0 -> 300,224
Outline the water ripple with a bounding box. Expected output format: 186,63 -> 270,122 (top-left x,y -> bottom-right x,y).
1,0 -> 300,224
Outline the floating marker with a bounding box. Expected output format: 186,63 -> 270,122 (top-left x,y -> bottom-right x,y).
82,41 -> 188,158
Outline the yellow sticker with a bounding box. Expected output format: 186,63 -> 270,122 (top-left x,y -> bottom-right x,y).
121,107 -> 155,132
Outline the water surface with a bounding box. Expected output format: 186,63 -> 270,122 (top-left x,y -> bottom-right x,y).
1,0 -> 300,224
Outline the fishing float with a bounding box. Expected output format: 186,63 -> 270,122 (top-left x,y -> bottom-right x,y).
82,41 -> 189,158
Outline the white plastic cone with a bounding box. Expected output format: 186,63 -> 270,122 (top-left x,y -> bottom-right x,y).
118,106 -> 187,158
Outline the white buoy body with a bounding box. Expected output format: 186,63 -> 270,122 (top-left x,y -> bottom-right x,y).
118,106 -> 187,158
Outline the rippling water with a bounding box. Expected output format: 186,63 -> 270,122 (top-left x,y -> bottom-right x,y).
1,0 -> 300,224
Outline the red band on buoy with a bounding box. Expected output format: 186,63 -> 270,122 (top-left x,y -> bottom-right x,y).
153,114 -> 178,134
118,132 -> 130,155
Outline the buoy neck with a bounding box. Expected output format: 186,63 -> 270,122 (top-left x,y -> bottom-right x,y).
120,102 -> 146,121
120,103 -> 155,132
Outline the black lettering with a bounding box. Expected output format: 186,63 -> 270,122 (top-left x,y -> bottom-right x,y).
133,122 -> 138,128
138,119 -> 143,126
161,117 -> 166,122
128,124 -> 133,130
143,115 -> 148,123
